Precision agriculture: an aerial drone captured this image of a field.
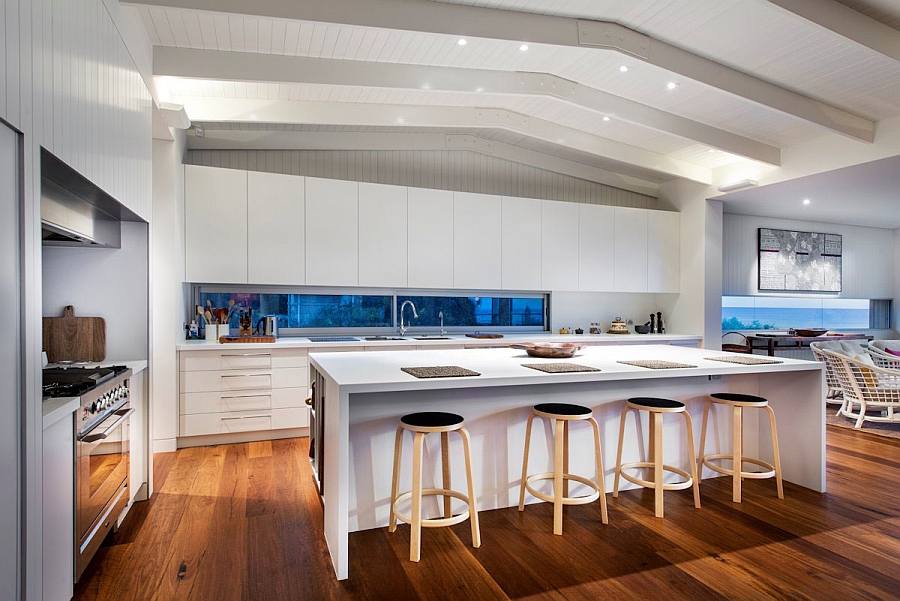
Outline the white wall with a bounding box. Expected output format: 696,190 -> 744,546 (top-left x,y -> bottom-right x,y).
723,213 -> 895,299
184,149 -> 659,209
151,131 -> 188,452
42,222 -> 150,361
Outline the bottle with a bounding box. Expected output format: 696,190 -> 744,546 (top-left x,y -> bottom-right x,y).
189,320 -> 199,338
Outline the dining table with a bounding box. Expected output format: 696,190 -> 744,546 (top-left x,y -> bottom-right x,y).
746,333 -> 873,356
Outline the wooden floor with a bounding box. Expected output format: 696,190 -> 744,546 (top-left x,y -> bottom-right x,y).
74,426 -> 900,601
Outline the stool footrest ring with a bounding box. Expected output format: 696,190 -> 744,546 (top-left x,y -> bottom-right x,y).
618,462 -> 694,491
392,488 -> 475,528
701,454 -> 776,480
524,472 -> 601,506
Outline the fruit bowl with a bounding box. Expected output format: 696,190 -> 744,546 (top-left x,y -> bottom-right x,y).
794,329 -> 828,337
509,342 -> 586,358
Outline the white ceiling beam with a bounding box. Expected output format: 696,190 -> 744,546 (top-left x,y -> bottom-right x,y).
175,97 -> 712,183
154,47 -> 781,165
766,0 -> 900,62
124,0 -> 875,142
186,129 -> 661,196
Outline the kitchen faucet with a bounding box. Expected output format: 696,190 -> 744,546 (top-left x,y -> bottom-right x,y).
399,300 -> 418,336
439,311 -> 445,336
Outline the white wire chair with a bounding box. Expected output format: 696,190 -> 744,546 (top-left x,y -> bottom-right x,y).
809,341 -> 846,413
868,340 -> 900,370
822,348 -> 900,429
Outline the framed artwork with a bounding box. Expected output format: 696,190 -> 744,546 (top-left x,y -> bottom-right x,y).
758,228 -> 842,292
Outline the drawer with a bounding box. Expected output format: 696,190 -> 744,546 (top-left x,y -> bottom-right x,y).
271,387 -> 309,409
181,370 -> 272,393
181,391 -> 272,415
179,407 -> 308,436
220,352 -> 272,370
364,345 -> 418,352
273,367 -> 307,389
272,348 -> 308,368
180,350 -> 273,372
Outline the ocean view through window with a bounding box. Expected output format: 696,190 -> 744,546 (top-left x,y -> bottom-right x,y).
722,296 -> 870,330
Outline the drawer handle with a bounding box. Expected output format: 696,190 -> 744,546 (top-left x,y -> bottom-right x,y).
221,374 -> 270,379
304,397 -> 313,407
222,394 -> 270,400
221,414 -> 271,421
222,353 -> 272,358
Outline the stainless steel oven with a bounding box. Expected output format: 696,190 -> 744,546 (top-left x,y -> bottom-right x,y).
73,371 -> 133,580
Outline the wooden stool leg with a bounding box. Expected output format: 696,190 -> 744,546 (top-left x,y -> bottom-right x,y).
553,418 -> 565,535
518,413 -> 536,511
588,417 -> 608,525
766,405 -> 784,500
652,412 -> 664,518
389,426 -> 404,533
697,401 -> 711,477
613,405 -> 629,498
682,411 -> 701,509
441,431 -> 452,518
409,432 -> 425,562
563,420 -> 570,497
459,427 -> 481,548
732,405 -> 743,503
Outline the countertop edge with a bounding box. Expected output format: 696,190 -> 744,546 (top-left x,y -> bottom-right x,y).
42,397 -> 80,430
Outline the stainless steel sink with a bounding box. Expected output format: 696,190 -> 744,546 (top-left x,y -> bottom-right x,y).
413,336 -> 451,340
364,336 -> 408,341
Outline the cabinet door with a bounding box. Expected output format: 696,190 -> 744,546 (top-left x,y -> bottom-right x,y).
408,187 -> 454,288
648,210 -> 680,293
578,204 -> 615,292
454,192 -> 502,289
541,200 -> 579,291
614,207 -> 648,292
501,196 -> 542,290
359,182 -> 407,287
184,165 -> 248,283
305,177 -> 359,286
248,171 -> 305,285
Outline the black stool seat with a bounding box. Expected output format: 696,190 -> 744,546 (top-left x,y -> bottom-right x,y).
628,397 -> 684,410
400,411 -> 464,429
710,392 -> 768,406
534,402 -> 591,416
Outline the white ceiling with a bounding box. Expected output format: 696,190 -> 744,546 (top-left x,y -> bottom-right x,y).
717,155 -> 900,229
129,0 -> 900,191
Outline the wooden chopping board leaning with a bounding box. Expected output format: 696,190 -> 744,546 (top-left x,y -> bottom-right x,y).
42,305 -> 106,363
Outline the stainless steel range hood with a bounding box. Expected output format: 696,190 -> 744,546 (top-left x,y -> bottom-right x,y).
40,149 -> 139,248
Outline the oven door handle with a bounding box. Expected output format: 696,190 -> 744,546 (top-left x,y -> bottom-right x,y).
78,407 -> 135,443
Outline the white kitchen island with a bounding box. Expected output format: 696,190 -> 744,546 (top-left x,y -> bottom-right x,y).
309,344 -> 825,580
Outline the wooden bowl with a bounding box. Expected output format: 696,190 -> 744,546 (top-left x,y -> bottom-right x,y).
794,329 -> 828,337
509,342 -> 586,358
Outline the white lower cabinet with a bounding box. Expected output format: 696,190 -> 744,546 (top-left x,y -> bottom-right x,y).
180,408 -> 308,437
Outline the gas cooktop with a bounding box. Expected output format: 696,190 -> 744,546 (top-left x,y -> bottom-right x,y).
42,365 -> 129,398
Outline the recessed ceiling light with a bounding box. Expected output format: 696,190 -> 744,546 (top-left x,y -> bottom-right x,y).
421,83 -> 431,90
667,81 -> 678,90
802,198 -> 811,205
519,44 -> 529,52
602,116 -> 610,122
457,38 -> 467,46
397,117 -> 405,124
708,148 -> 715,153
475,86 -> 484,92
619,65 -> 628,73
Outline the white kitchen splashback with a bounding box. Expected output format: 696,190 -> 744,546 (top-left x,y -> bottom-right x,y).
550,291 -> 678,334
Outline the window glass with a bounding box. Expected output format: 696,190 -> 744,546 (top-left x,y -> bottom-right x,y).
397,295 -> 545,328
197,292 -> 393,329
722,296 -> 870,330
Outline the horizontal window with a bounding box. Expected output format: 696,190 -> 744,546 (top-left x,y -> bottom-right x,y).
197,292 -> 393,329
397,295 -> 545,328
722,296 -> 874,331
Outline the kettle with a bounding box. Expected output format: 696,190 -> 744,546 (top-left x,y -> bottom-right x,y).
255,315 -> 279,337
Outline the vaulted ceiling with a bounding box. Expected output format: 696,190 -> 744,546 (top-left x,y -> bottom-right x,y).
125,0 -> 900,193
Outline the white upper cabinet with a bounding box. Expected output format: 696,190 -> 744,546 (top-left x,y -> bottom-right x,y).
541,200 -> 580,291
578,204 -> 615,292
305,178 -> 359,286
247,171 -> 306,286
648,210 -> 681,293
501,197 -> 542,290
614,207 -> 649,292
453,192 -> 502,289
184,165 -> 248,284
408,187 -> 454,289
359,183 -> 408,288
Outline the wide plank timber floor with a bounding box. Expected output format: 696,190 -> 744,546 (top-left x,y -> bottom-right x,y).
74,426 -> 900,601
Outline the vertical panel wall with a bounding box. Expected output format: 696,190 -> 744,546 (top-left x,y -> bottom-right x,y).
184,149 -> 659,210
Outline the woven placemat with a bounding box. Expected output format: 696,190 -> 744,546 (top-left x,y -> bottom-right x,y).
705,355 -> 783,365
617,360 -> 697,370
401,366 -> 481,378
522,363 -> 601,373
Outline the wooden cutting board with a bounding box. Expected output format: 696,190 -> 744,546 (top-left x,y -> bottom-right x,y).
42,306 -> 106,363
465,333 -> 504,339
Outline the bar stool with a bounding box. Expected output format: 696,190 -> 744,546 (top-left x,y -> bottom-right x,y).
518,403 -> 608,535
698,392 -> 783,503
613,397 -> 701,518
388,411 -> 480,562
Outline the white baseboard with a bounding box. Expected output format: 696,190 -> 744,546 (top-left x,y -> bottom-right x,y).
153,438 -> 177,453
176,427 -> 309,449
